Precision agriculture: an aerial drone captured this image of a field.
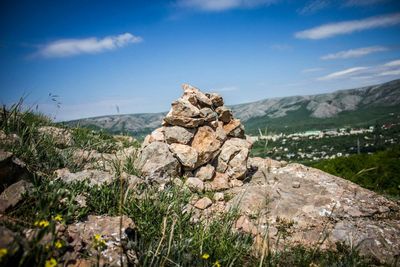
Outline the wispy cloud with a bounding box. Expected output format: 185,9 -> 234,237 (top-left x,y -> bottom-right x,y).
321,46 -> 388,60
318,58 -> 400,80
176,0 -> 277,12
302,67 -> 324,73
384,59 -> 400,67
295,13 -> 400,39
318,67 -> 368,80
214,86 -> 239,92
35,33 -> 142,58
297,0 -> 331,15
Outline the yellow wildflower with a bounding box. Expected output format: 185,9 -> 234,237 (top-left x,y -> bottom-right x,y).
201,253 -> 210,260
34,220 -> 49,228
55,240 -> 63,249
45,258 -> 57,267
94,234 -> 101,241
0,248 -> 8,260
53,214 -> 63,222
213,260 -> 221,267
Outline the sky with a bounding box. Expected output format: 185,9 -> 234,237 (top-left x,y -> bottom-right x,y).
0,0 -> 400,121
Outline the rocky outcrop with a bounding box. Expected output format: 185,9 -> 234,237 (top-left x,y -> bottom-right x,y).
0,180 -> 32,212
135,84 -> 252,188
225,161 -> 400,265
0,150 -> 31,193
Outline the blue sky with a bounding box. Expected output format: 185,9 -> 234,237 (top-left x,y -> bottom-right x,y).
1,0 -> 400,121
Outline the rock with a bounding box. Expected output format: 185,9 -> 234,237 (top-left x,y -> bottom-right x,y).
0,180 -> 32,212
216,106 -> 232,123
223,119 -> 245,138
135,142 -> 181,179
199,108 -> 217,122
208,172 -> 230,191
194,197 -> 212,210
292,181 -> 300,188
214,122 -> 228,142
54,168 -> 115,186
0,150 -> 30,193
217,138 -> 251,180
38,126 -> 73,147
235,215 -> 258,235
142,127 -> 165,148
0,130 -> 20,146
169,143 -> 198,170
169,99 -> 201,118
229,179 -> 243,188
163,115 -> 205,128
195,164 -> 215,181
67,215 -> 135,267
208,93 -> 224,107
182,83 -> 212,107
164,126 -> 195,145
185,177 -> 204,193
191,126 -> 221,166
213,192 -> 224,201
227,163 -> 400,264
0,226 -> 17,252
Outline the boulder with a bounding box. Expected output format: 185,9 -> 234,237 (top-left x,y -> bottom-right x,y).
195,164 -> 215,181
169,143 -> 198,170
207,172 -> 230,191
164,126 -> 195,145
208,93 -> 224,107
223,119 -> 245,138
217,138 -> 251,180
169,98 -> 201,118
182,83 -> 212,107
135,142 -> 181,179
0,180 -> 32,212
0,150 -> 30,193
191,126 -> 221,166
142,127 -> 165,148
54,168 -> 115,186
163,115 -> 205,128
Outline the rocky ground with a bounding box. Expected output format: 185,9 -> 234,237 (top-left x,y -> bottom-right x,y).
0,84 -> 399,266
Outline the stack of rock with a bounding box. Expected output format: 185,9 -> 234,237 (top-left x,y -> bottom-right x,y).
135,84 -> 252,191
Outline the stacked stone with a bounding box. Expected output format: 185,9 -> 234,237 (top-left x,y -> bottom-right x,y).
135,84 -> 252,191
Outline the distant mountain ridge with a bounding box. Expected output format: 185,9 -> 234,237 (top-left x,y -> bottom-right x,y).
65,79 -> 400,135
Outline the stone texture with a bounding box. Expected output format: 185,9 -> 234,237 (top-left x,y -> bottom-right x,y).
216,106 -> 232,123
227,163 -> 400,264
182,83 -> 212,107
55,168 -> 115,186
208,172 -> 230,191
67,215 -> 135,267
191,126 -> 221,166
135,142 -> 181,179
208,93 -> 224,107
38,126 -> 73,147
213,192 -> 224,201
185,177 -> 204,193
194,197 -> 212,210
0,150 -> 30,193
217,138 -> 252,180
164,126 -> 195,145
195,164 -> 215,181
142,127 -> 165,148
169,143 -> 198,170
0,180 -> 32,213
223,119 -> 245,138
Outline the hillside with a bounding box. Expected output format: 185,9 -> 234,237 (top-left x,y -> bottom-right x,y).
65,79 -> 400,136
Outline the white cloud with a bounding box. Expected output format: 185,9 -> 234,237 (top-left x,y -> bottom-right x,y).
384,59 -> 400,67
321,46 -> 388,60
295,13 -> 400,39
317,67 -> 368,80
176,0 -> 277,11
270,43 -> 292,51
297,0 -> 331,15
36,33 -> 142,58
317,58 -> 400,81
214,86 -> 239,92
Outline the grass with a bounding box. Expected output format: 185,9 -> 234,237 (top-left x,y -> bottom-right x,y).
0,102 -> 381,266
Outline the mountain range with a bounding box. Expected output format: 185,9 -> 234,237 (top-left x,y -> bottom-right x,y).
65,79 -> 400,136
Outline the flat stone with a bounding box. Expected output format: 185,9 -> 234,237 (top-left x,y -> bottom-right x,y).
169,143 -> 198,170
0,180 -> 32,212
164,126 -> 195,145
54,168 -> 115,186
194,197 -> 212,210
